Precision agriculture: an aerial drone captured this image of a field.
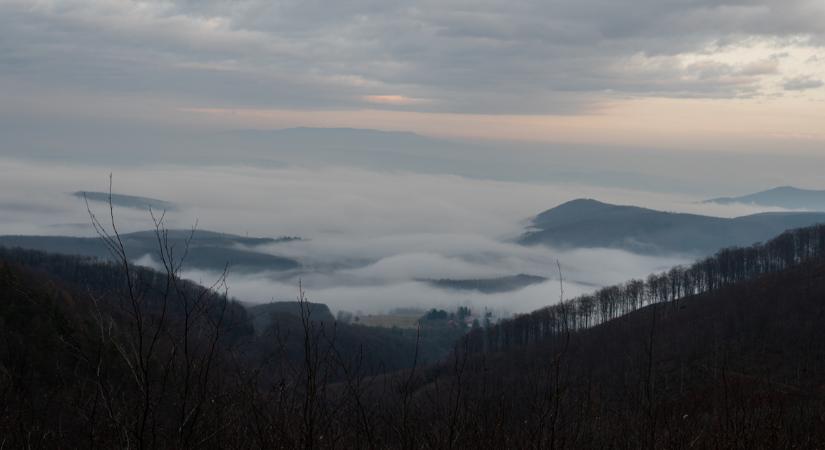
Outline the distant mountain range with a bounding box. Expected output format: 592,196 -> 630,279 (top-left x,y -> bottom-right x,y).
199,128 -> 716,192
0,229 -> 300,272
704,186 -> 825,211
211,127 -> 472,174
423,274 -> 547,293
519,198 -> 825,255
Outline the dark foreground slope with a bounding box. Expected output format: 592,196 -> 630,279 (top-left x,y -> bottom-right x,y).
0,247 -> 460,448
0,249 -> 256,449
4,245 -> 825,448
520,198 -> 825,255
367,261 -> 825,449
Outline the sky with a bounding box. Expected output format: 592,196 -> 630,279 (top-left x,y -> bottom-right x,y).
1,0 -> 825,151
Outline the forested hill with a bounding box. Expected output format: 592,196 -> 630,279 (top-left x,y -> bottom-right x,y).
421,254 -> 825,448
0,245 -> 254,339
485,222 -> 825,354
0,245 -> 465,447
0,229 -> 301,272
519,198 -> 825,255
0,246 -> 460,373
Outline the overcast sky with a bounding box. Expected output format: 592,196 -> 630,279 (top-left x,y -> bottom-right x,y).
2,0 -> 824,151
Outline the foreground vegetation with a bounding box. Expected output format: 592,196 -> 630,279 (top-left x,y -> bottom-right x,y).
2,219 -> 825,448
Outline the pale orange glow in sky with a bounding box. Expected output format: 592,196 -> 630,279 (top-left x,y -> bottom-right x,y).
181,94 -> 825,154
362,95 -> 430,106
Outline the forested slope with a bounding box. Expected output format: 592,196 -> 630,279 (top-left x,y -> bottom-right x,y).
0,246 -> 459,448
387,257 -> 825,448
520,198 -> 825,255
493,222 -> 825,353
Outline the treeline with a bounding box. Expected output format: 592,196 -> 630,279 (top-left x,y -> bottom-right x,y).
471,223 -> 825,353
0,245 -> 460,375
0,239 -> 470,446
0,247 -> 459,448
0,245 -> 254,341
0,253 -> 251,448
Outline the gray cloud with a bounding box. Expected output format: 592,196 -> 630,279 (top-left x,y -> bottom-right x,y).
783,75 -> 824,90
1,0 -> 823,115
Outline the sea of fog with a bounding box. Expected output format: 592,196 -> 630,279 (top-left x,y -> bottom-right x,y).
0,158 -> 786,315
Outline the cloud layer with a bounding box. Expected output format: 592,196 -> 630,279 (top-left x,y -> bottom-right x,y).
2,0 -> 824,117
0,158 -> 793,314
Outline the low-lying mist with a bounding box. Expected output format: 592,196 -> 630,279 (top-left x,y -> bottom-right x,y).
0,157 -> 789,315
171,244 -> 689,315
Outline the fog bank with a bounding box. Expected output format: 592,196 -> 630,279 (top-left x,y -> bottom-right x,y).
0,158 -> 785,314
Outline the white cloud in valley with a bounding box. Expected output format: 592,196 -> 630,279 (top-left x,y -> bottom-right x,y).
0,158 -> 795,314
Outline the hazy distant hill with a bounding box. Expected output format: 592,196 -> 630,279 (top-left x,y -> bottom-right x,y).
0,229 -> 300,272
74,191 -> 177,211
705,186 -> 825,211
424,274 -> 547,293
519,198 -> 825,255
212,127 -> 470,173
